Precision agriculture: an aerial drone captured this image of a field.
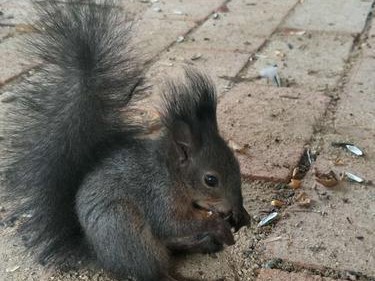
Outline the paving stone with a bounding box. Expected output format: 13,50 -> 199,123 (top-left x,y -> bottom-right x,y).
335,54 -> 375,139
258,147 -> 375,277
0,0 -> 37,26
179,0 -> 298,54
146,48 -> 250,94
246,32 -> 353,90
117,0 -> 149,19
175,252 -> 236,281
141,0 -> 225,22
181,13 -> 266,54
133,18 -> 196,59
217,83 -> 329,182
283,0 -> 373,34
257,51 -> 375,277
0,36 -> 38,86
257,269 -> 347,281
226,0 -> 298,36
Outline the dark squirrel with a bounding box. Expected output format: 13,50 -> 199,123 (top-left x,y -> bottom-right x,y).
2,1 -> 250,280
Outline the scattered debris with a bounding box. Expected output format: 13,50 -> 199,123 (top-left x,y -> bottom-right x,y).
282,28 -> 306,36
345,144 -> 364,156
288,168 -> 302,189
306,148 -> 317,165
344,172 -> 364,183
295,192 -> 312,207
262,258 -> 282,269
314,169 -> 339,188
259,65 -> 281,87
257,212 -> 279,227
5,266 -> 20,273
333,158 -> 346,166
331,142 -> 364,156
263,236 -> 283,243
271,200 -> 285,208
190,53 -> 202,61
152,6 -> 162,12
172,10 -> 184,15
274,50 -> 286,58
288,179 -> 301,189
228,140 -> 249,154
176,35 -> 185,43
355,236 -> 364,241
288,209 -> 327,216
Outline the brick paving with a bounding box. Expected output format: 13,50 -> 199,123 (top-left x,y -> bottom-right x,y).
1,0 -> 375,280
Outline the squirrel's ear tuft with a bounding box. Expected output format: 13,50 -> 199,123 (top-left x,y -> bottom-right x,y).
160,68 -> 218,148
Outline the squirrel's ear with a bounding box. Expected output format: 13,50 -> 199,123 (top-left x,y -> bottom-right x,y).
172,121 -> 193,163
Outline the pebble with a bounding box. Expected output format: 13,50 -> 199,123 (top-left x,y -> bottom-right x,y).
263,258 -> 282,269
176,36 -> 184,43
152,6 -> 162,12
6,265 -> 20,273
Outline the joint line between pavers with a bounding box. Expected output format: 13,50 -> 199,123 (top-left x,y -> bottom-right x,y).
141,0 -> 230,72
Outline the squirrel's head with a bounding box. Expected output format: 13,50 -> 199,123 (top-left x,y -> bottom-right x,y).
161,69 -> 250,231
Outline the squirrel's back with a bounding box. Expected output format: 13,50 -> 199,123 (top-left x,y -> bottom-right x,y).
2,0 -> 143,264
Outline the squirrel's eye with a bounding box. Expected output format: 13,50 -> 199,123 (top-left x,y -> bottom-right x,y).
204,174 -> 219,187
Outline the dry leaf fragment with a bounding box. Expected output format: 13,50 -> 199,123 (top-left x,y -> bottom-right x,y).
6,266 -> 20,273
315,169 -> 339,187
271,200 -> 285,208
295,192 -> 311,207
228,140 -> 249,154
333,158 -> 346,166
289,179 -> 301,189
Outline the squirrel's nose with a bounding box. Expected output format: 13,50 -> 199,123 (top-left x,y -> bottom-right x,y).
231,206 -> 251,231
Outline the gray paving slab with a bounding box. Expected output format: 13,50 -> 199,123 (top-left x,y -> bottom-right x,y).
0,0 -> 37,26
217,83 -> 329,182
141,0 -> 226,22
257,46 -> 375,278
179,0 -> 298,53
226,0 -> 298,35
181,13 -> 266,54
0,36 -> 38,86
146,48 -> 250,94
257,269 -> 347,281
246,32 -> 353,90
335,53 -> 375,138
259,141 -> 375,277
133,18 -> 196,59
283,0 -> 373,34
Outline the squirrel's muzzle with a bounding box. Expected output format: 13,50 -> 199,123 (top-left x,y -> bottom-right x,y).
194,199 -> 251,231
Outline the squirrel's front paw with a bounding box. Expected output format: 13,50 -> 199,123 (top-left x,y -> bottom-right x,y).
205,218 -> 235,246
194,233 -> 224,253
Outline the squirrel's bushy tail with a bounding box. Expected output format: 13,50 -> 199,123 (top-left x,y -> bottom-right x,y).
2,0 -> 143,264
